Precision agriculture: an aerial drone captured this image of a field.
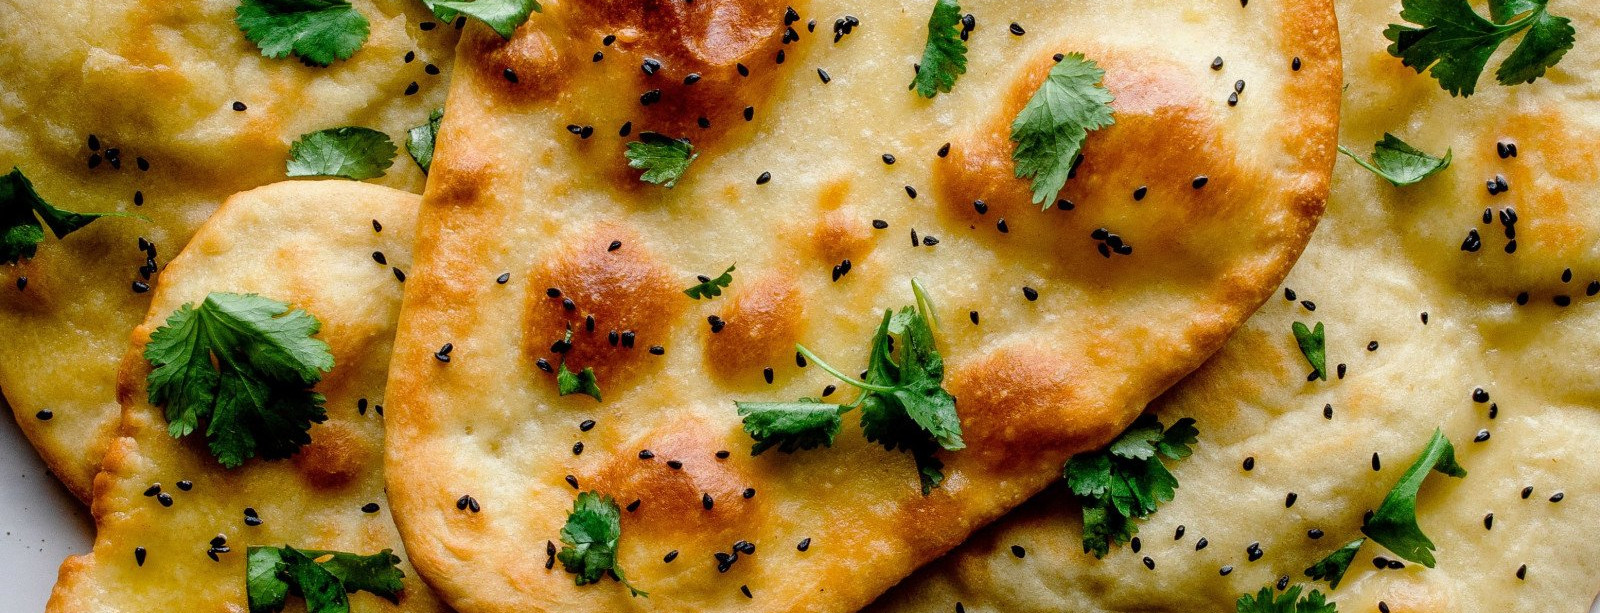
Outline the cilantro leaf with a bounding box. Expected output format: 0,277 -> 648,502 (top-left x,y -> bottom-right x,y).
557,363 -> 602,401
1,167 -> 137,264
1063,415 -> 1197,558
737,400 -> 847,455
1305,538 -> 1366,590
910,0 -> 967,98
1339,134 -> 1452,186
425,0 -> 540,38
1292,321 -> 1326,382
407,108 -> 444,175
1236,584 -> 1339,613
558,491 -> 646,597
1010,53 -> 1116,207
235,0 -> 370,67
684,264 -> 735,300
286,127 -> 397,180
625,133 -> 697,188
246,546 -> 405,613
144,292 -> 335,468
1361,428 -> 1467,567
1384,0 -> 1574,97
797,280 -> 963,494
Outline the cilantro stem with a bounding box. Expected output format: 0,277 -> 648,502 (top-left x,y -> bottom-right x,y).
911,278 -> 939,332
795,344 -> 896,394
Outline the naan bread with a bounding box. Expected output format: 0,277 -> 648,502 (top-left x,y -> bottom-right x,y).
48,180 -> 446,612
0,0 -> 455,499
872,0 -> 1600,610
384,0 -> 1338,610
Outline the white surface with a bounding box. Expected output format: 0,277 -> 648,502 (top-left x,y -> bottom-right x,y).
0,400 -> 93,612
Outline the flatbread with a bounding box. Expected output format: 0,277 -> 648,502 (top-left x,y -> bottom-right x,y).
0,0 -> 456,499
383,0 -> 1338,610
48,180 -> 446,612
872,0 -> 1600,610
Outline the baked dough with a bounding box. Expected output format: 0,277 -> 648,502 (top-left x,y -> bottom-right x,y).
383,0 -> 1338,610
872,0 -> 1600,610
48,180 -> 447,612
0,0 -> 454,499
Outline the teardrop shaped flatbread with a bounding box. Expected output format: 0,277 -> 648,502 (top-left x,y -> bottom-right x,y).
48,181 -> 446,613
873,0 -> 1600,610
383,0 -> 1339,610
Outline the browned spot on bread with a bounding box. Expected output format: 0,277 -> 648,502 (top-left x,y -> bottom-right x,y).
524,231 -> 683,385
584,417 -> 756,542
567,0 -> 799,146
945,344 -> 1121,464
934,48 -> 1250,273
705,272 -> 805,379
292,422 -> 372,490
461,21 -> 567,103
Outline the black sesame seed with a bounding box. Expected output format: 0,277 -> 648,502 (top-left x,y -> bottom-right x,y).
361,502 -> 381,513
664,550 -> 679,563
1373,453 -> 1382,471
244,508 -> 263,526
822,384 -> 836,396
1132,537 -> 1142,553
667,460 -> 683,469
1292,57 -> 1302,71
132,281 -> 150,293
579,419 -> 596,432
1285,492 -> 1298,508
177,480 -> 192,491
938,142 -> 951,157
1220,565 -> 1233,576
649,345 -> 665,355
1196,537 -> 1209,550
1324,404 -> 1334,419
1247,543 -> 1264,561
997,218 -> 1008,233
973,200 -> 988,214
1475,429 -> 1491,442
1022,287 -> 1038,301
393,268 -> 406,282
638,449 -> 654,459
1550,492 -> 1565,503
626,499 -> 640,512
1243,456 -> 1255,471
573,441 -> 585,455
741,585 -> 752,598
1484,513 -> 1494,530
1143,556 -> 1155,570
817,68 -> 831,83
1308,528 -> 1324,539
232,101 -> 247,111
1133,186 -> 1148,201
565,475 -> 579,489
1192,176 -> 1209,189
1008,22 -> 1025,35
1473,387 -> 1490,403
1517,564 -> 1527,580
405,81 -> 419,95
763,367 -> 774,384
1301,300 -> 1316,311
157,493 -> 173,507
144,484 -> 161,497
744,106 -> 755,121
496,273 -> 511,284
703,493 -> 714,510
1368,341 -> 1379,351
797,538 -> 811,551
1516,292 -> 1529,305
1522,486 -> 1534,499
905,185 -> 918,199
1211,56 -> 1224,70
756,171 -> 772,185
882,153 -> 896,165
135,547 -> 147,566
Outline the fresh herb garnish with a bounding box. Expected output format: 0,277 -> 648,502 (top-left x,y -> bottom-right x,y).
736,399 -> 847,455
1010,53 -> 1116,207
684,264 -> 735,300
558,491 -> 646,597
738,280 -> 962,494
1305,538 -> 1366,589
1236,584 -> 1338,613
1292,321 -> 1326,381
1339,134 -> 1452,186
246,545 -> 404,613
1384,0 -> 1575,97
625,133 -> 697,188
286,127 -> 397,180
1,167 -> 136,264
407,108 -> 444,175
550,326 -> 601,401
1361,428 -> 1466,567
1063,414 -> 1198,558
235,0 -> 371,67
910,0 -> 967,98
425,0 -> 541,38
144,292 -> 334,468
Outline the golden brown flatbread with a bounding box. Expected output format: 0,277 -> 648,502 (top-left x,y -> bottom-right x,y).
48,180 -> 446,612
872,0 -> 1600,610
383,0 -> 1339,610
0,0 -> 455,499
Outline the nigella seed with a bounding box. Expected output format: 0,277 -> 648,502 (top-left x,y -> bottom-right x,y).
1373,453 -> 1382,471
1220,565 -> 1233,576
649,345 -> 665,355
1462,229 -> 1482,252
393,268 -> 406,282
35,409 -> 51,420
997,218 -> 1009,233
1490,403 -> 1499,419
905,185 -> 918,199
1308,529 -> 1324,539
938,142 -> 951,157
1211,56 -> 1224,70
702,493 -> 714,510
608,240 -> 623,252
823,384 -> 836,396
716,450 -> 731,459
1324,404 -> 1334,419
763,367 -> 774,384
1285,492 -> 1298,508
817,68 -> 831,83
1588,281 -> 1599,297
362,502 -> 380,513
1473,387 -> 1490,402
405,81 -> 419,95
135,547 -> 147,566
640,89 -> 662,105
743,487 -> 755,499
1131,537 -> 1141,553
1192,176 -> 1209,189
1023,287 -> 1039,301
756,171 -> 772,185
973,200 -> 989,214
1196,537 -> 1209,550
244,508 -> 263,526
797,538 -> 811,551
969,311 -> 979,325
795,352 -> 808,366
921,235 -> 939,246
132,281 -> 150,293
1517,564 -> 1528,580
619,122 -> 633,137
738,63 -> 750,77
1368,341 -> 1379,351
1550,492 -> 1565,503
1484,513 -> 1494,530
158,493 -> 173,507
1174,525 -> 1185,540
708,315 -> 726,333
1475,429 -> 1491,442
744,106 -> 755,121
536,358 -> 553,372
144,484 -> 161,497
565,475 -> 579,489
638,449 -> 655,459
573,441 -> 584,455
1522,486 -> 1534,499
1247,542 -> 1263,561
562,298 -> 575,310
664,550 -> 679,563
641,58 -> 661,75
667,460 -> 683,469
497,273 -> 511,284
373,251 -> 387,265
872,219 -> 888,230
1292,57 -> 1302,71
134,191 -> 144,206
579,419 -> 596,432
1133,186 -> 1148,201
882,153 -> 896,165
1517,292 -> 1529,305
1276,575 -> 1289,590
1008,22 -> 1025,35
1243,456 -> 1255,471
177,481 -> 192,491
627,499 -> 640,512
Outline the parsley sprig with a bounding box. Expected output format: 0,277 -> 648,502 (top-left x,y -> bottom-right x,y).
558,491 -> 646,597
425,0 -> 541,39
1361,428 -> 1466,567
1063,414 -> 1198,558
246,545 -> 405,613
1236,584 -> 1338,613
1339,134 -> 1452,186
236,0 -> 371,67
684,264 -> 735,299
625,133 -> 698,188
736,280 -> 963,494
1,167 -> 138,264
910,0 -> 967,98
287,127 -> 397,180
145,292 -> 335,468
1385,0 -> 1575,97
1011,53 -> 1116,207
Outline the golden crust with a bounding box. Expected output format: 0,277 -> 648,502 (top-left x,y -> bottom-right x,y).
0,0 -> 455,501
384,0 -> 1339,611
875,1 -> 1600,611
46,181 -> 446,612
